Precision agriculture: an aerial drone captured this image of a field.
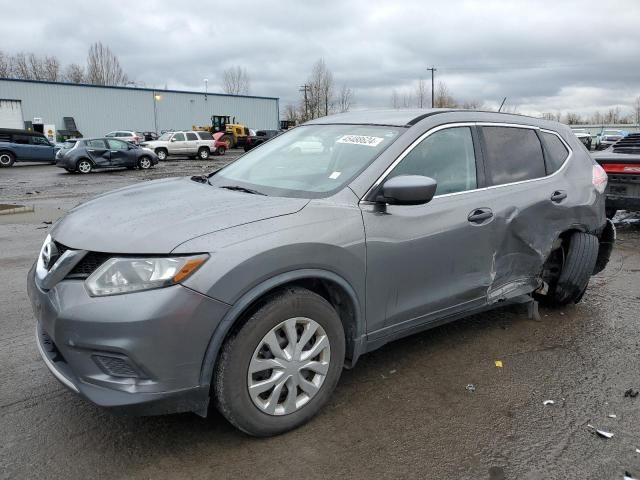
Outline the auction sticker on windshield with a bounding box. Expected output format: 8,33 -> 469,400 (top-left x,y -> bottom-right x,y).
337,135 -> 384,147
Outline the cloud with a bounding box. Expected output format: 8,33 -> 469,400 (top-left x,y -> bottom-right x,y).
2,0 -> 639,118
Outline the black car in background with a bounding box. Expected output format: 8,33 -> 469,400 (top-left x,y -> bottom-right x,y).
55,138 -> 159,174
243,129 -> 281,151
143,131 -> 159,141
592,133 -> 640,217
0,128 -> 58,167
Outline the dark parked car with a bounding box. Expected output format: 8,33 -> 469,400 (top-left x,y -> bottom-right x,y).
592,132 -> 640,217
142,131 -> 159,141
244,129 -> 281,151
0,128 -> 57,167
29,110 -> 613,436
55,137 -> 158,173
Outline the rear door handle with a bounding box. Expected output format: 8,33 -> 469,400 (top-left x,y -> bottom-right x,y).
468,208 -> 493,224
550,190 -> 567,203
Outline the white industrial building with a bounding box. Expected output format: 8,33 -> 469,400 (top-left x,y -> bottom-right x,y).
0,78 -> 280,139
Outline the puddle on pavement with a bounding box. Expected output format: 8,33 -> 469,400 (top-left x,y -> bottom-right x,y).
0,204 -> 65,225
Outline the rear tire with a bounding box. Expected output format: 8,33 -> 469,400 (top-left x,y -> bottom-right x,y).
549,232 -> 599,305
0,152 -> 15,167
216,146 -> 226,156
76,159 -> 93,174
214,287 -> 345,437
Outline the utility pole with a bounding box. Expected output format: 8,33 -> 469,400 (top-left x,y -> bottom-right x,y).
299,84 -> 310,120
427,67 -> 437,108
204,78 -> 208,101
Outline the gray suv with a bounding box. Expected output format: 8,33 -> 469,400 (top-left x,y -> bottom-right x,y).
27,110 -> 614,436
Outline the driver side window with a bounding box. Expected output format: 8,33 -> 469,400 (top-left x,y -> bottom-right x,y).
173,133 -> 185,141
388,127 -> 478,196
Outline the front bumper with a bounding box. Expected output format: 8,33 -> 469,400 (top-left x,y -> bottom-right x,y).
27,265 -> 230,416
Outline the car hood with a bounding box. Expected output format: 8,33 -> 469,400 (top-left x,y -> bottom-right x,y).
51,177 -> 309,253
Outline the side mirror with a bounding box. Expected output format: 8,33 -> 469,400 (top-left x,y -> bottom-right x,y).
170,138 -> 176,142
378,175 -> 438,205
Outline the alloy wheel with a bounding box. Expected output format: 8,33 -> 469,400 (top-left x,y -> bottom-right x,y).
139,157 -> 151,169
248,317 -> 331,416
78,160 -> 92,174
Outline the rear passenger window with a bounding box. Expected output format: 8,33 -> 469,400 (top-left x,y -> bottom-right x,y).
186,132 -> 198,141
481,127 -> 545,185
197,131 -> 213,140
387,127 -> 477,196
86,139 -> 107,149
540,132 -> 569,174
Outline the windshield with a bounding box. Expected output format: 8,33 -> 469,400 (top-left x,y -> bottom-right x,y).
209,125 -> 402,198
158,132 -> 173,141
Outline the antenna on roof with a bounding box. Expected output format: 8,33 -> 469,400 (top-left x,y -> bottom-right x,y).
498,97 -> 507,112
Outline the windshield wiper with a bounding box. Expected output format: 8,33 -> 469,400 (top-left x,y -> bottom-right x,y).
219,185 -> 266,196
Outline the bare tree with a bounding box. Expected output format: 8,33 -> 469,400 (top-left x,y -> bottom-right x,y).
43,56 -> 60,81
222,66 -> 250,95
565,112 -> 582,125
603,107 -> 621,124
338,84 -> 353,113
301,59 -> 334,120
415,78 -> 427,109
634,97 -> 640,126
461,100 -> 482,110
11,52 -> 31,79
64,63 -> 85,83
402,92 -> 413,108
0,51 -> 9,77
284,104 -> 299,123
390,89 -> 400,109
86,42 -> 128,86
433,81 -> 457,108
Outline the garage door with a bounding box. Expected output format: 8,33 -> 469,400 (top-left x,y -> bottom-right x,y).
0,100 -> 24,129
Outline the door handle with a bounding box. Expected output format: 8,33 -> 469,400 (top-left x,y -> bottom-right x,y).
468,208 -> 493,224
87,149 -> 95,152
550,190 -> 567,203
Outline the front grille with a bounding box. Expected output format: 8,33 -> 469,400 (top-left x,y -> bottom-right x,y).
66,252 -> 111,279
93,355 -> 140,378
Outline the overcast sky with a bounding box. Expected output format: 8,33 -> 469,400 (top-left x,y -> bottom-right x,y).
3,0 -> 640,118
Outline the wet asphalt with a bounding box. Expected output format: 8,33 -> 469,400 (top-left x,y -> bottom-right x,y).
1,158 -> 639,480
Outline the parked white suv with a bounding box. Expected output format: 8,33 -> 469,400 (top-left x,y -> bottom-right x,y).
141,131 -> 216,160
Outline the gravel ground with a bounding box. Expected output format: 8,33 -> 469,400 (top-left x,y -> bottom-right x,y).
1,159 -> 640,480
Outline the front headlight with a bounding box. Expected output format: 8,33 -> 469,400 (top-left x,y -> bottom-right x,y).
85,254 -> 208,296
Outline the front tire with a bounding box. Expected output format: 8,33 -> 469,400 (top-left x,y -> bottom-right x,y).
76,159 -> 93,174
155,148 -> 168,161
216,146 -> 226,156
0,152 -> 15,167
138,156 -> 152,169
198,147 -> 210,160
214,287 -> 345,436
